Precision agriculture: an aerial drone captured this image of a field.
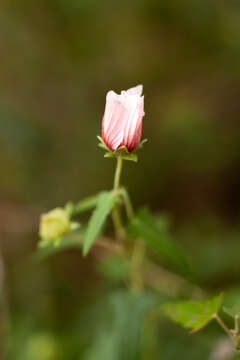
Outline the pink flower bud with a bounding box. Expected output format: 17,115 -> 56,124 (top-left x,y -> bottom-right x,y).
102,85 -> 145,152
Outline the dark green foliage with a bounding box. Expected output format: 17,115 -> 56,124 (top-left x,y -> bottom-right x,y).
128,208 -> 190,276
85,291 -> 155,360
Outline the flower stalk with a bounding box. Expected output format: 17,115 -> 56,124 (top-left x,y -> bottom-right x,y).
120,188 -> 134,220
112,156 -> 125,240
113,156 -> 123,193
101,84 -> 146,289
112,156 -> 146,292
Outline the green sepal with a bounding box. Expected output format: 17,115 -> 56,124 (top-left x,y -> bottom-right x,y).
97,135 -> 111,151
115,146 -> 131,156
138,138 -> 148,149
104,152 -> 117,159
122,153 -> 138,162
104,151 -> 138,162
97,135 -> 144,162
98,143 -> 109,151
104,145 -> 138,162
104,145 -> 131,159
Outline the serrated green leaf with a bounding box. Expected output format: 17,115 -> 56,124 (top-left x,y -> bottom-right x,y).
73,195 -> 99,214
127,208 -> 190,276
83,191 -> 118,256
163,294 -> 223,333
35,229 -> 85,261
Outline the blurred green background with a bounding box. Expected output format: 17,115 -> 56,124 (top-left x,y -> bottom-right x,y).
1,0 -> 240,359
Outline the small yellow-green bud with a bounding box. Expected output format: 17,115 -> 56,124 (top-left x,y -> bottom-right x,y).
39,207 -> 79,247
26,333 -> 59,360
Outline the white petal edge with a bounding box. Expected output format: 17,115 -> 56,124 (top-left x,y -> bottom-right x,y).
126,84 -> 143,96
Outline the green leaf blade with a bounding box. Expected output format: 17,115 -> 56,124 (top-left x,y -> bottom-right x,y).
83,191 -> 118,256
223,305 -> 240,318
86,291 -> 155,360
98,254 -> 130,283
127,208 -> 190,276
74,195 -> 99,214
222,290 -> 240,318
163,294 -> 223,333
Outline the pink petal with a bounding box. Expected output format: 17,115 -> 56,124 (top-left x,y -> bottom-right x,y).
126,84 -> 143,96
102,85 -> 145,152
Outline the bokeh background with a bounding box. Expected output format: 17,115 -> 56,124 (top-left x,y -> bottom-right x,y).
1,0 -> 240,359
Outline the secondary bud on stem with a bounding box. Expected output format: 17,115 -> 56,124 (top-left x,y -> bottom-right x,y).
39,207 -> 79,247
102,85 -> 145,152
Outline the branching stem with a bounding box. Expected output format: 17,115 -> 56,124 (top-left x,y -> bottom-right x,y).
215,315 -> 235,345
120,188 -> 134,220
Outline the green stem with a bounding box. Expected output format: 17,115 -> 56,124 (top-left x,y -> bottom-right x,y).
215,315 -> 235,345
112,156 -> 146,292
130,240 -> 146,293
112,156 -> 124,239
120,188 -> 134,220
120,185 -> 146,293
235,315 -> 239,335
114,156 -> 123,192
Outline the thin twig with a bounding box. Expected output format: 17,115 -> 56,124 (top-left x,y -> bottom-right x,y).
215,315 -> 235,345
93,238 -> 206,298
145,260 -> 206,299
130,240 -> 146,293
235,316 -> 239,335
120,188 -> 134,220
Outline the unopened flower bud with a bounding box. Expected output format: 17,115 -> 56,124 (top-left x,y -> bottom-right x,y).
102,85 -> 145,152
39,207 -> 79,246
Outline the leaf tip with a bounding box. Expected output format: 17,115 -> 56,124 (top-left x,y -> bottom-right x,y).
82,241 -> 90,257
